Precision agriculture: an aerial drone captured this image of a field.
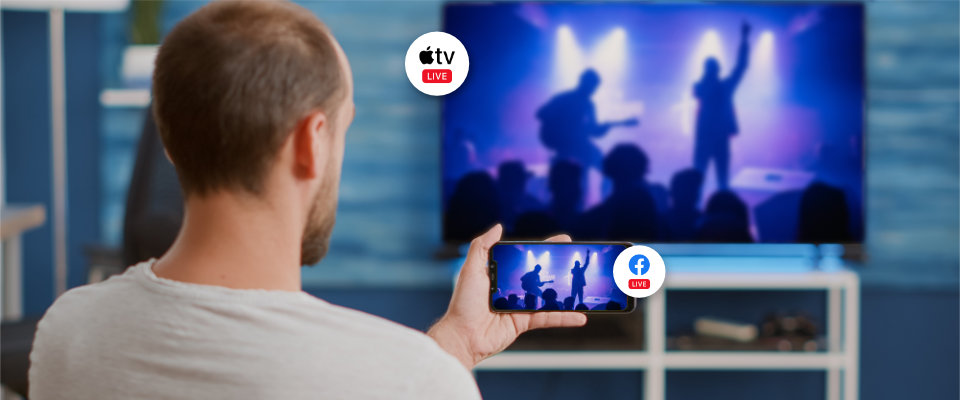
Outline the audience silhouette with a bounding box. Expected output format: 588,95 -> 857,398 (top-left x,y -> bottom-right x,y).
548,160 -> 585,230
523,293 -> 538,310
511,211 -> 560,239
507,294 -> 521,310
493,297 -> 509,310
605,301 -> 623,311
576,144 -> 659,241
575,303 -> 589,311
797,181 -> 851,243
444,171 -> 500,241
696,190 -> 753,242
539,289 -> 562,310
666,169 -> 704,241
497,161 -> 543,230
693,22 -> 751,190
563,296 -> 575,311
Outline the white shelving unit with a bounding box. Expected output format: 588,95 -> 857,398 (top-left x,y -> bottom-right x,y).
475,259 -> 860,400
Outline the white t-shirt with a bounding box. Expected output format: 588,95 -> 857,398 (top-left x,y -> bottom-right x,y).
29,260 -> 481,400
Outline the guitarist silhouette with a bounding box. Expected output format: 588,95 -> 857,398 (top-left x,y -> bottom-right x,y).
537,69 -> 640,170
520,264 -> 553,301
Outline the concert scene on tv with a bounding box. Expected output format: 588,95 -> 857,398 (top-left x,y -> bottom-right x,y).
491,243 -> 628,311
443,3 -> 864,244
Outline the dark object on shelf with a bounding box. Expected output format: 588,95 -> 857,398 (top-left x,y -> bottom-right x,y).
667,334 -> 826,352
668,311 -> 823,352
760,312 -> 818,339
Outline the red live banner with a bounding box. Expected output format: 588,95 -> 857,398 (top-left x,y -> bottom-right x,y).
422,69 -> 452,83
629,279 -> 650,289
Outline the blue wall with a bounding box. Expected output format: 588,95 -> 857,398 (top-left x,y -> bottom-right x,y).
2,11 -> 102,314
2,1 -> 957,399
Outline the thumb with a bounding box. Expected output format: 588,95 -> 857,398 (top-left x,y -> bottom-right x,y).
462,224 -> 503,277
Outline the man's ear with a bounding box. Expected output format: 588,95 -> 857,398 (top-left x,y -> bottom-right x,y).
292,110 -> 328,180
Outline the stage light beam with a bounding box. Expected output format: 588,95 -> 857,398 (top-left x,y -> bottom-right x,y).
554,25 -> 585,89
537,251 -> 551,269
742,30 -> 778,100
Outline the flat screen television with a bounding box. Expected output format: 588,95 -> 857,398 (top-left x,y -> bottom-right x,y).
442,2 -> 864,244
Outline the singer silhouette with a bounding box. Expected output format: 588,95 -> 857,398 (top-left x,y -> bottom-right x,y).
693,21 -> 751,190
570,250 -> 591,305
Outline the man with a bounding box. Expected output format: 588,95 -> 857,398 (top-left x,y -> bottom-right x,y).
693,22 -> 752,190
537,69 -> 609,170
537,69 -> 637,206
570,250 -> 591,305
28,2 -> 585,399
520,264 -> 550,300
538,69 -> 639,170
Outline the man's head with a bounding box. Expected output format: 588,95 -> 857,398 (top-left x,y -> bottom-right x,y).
603,144 -> 649,186
703,57 -> 721,80
497,161 -> 530,194
534,264 -> 541,273
576,69 -> 601,95
153,1 -> 354,265
574,260 -> 580,269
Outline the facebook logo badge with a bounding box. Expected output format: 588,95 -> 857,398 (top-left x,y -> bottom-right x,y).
629,254 -> 649,275
613,245 -> 665,298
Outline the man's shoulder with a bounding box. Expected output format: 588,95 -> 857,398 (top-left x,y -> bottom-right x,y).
307,300 -> 439,350
41,266 -> 141,318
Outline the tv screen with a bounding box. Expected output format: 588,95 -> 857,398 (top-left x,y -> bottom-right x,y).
442,2 -> 864,244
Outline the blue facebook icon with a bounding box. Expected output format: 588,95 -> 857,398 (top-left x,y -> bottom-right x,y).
629,254 -> 650,275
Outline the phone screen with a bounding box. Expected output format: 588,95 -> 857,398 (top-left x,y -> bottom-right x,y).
489,242 -> 634,312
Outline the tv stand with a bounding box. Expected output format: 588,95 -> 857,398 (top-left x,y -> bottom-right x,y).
475,255 -> 860,400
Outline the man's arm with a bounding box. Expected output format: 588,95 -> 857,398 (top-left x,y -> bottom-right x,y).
586,103 -> 611,137
427,225 -> 587,370
583,250 -> 591,271
728,21 -> 751,89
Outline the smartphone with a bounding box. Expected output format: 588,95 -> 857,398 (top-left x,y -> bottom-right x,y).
489,241 -> 636,313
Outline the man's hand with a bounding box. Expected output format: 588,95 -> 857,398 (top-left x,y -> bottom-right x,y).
427,225 -> 587,370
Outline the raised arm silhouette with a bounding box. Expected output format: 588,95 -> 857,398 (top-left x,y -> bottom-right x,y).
693,21 -> 751,190
570,249 -> 591,305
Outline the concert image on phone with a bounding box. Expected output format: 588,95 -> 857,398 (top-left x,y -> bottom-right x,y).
489,242 -> 634,313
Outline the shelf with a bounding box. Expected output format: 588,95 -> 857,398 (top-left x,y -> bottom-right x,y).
663,351 -> 843,370
100,88 -> 151,108
666,270 -> 857,290
0,204 -> 46,240
476,350 -> 843,371
476,351 -> 650,370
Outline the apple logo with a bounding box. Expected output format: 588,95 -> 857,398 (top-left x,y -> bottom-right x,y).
419,46 -> 434,65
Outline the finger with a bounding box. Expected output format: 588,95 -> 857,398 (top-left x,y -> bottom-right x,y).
461,224 -> 503,278
525,312 -> 587,331
544,234 -> 572,243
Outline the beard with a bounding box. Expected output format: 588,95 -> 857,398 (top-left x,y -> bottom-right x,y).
300,189 -> 336,265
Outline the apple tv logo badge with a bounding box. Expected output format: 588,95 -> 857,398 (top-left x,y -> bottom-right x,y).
406,32 -> 469,96
419,46 -> 434,64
